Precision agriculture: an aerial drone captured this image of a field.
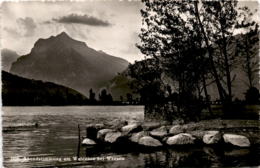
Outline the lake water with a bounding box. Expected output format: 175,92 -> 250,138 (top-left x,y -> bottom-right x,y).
2,106 -> 259,168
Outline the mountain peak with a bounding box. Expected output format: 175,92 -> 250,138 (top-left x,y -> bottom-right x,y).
56,31 -> 71,39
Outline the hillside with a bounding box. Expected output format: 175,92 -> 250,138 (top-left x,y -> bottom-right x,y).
2,71 -> 88,106
10,32 -> 129,96
1,49 -> 20,72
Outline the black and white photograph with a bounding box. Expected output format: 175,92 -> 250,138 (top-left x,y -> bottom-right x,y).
1,0 -> 259,167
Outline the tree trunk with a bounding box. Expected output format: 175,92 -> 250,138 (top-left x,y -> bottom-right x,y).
202,74 -> 213,116
193,1 -> 226,103
245,35 -> 253,88
220,26 -> 232,103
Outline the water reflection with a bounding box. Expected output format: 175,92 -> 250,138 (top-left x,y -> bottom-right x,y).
83,145 -> 259,168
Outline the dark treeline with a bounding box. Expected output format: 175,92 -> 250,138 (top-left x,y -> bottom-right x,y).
127,0 -> 259,121
87,88 -> 141,105
2,71 -> 88,106
2,71 -> 141,106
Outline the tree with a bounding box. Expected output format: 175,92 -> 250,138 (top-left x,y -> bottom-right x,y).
99,89 -> 113,104
193,0 -> 227,103
134,0 -> 258,121
128,59 -> 177,120
128,59 -> 165,104
236,6 -> 259,88
126,93 -> 133,104
135,0 -> 209,121
89,88 -> 96,104
120,96 -> 124,102
245,87 -> 259,104
192,0 -> 242,104
107,93 -> 113,104
194,1 -> 259,114
202,1 -> 239,103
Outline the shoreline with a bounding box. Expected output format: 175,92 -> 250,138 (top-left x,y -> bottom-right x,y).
81,119 -> 260,149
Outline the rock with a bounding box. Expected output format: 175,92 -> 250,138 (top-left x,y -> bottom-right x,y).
95,123 -> 105,129
121,124 -> 142,134
223,134 -> 250,147
189,130 -> 206,140
104,132 -> 123,143
130,131 -> 149,143
127,120 -> 141,125
172,119 -> 185,125
97,129 -> 113,140
138,136 -> 163,147
150,126 -> 168,138
203,131 -> 222,145
162,136 -> 169,143
86,125 -> 98,140
82,138 -> 96,145
169,125 -> 185,135
106,119 -> 127,130
142,122 -> 161,131
166,133 -> 196,145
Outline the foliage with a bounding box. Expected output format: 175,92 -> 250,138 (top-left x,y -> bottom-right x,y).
89,88 -> 97,104
245,87 -> 260,104
98,89 -> 113,104
128,59 -> 166,104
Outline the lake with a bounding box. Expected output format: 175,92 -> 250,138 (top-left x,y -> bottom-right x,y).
2,106 -> 259,168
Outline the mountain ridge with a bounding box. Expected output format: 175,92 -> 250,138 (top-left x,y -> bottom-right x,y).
10,32 -> 129,96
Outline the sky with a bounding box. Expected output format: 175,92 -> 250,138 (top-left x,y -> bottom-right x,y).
1,0 -> 144,63
0,0 -> 259,63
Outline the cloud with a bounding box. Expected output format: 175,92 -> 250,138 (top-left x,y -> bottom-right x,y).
53,13 -> 111,27
121,31 -> 140,54
4,17 -> 37,38
3,27 -> 22,38
41,20 -> 53,24
17,17 -> 37,36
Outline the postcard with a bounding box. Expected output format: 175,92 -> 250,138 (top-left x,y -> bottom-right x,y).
1,0 -> 259,167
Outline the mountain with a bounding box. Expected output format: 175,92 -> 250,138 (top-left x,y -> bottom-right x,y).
2,71 -> 88,106
10,32 -> 129,96
1,49 -> 20,72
